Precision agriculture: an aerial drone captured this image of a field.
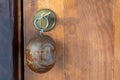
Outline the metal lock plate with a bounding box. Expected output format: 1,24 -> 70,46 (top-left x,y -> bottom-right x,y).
34,9 -> 56,32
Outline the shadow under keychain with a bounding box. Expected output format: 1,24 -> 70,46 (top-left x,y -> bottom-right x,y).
25,9 -> 57,73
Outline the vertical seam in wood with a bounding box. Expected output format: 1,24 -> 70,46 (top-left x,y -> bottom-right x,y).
63,0 -> 65,80
111,0 -> 115,79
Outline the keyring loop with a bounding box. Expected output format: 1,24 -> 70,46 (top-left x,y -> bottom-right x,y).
39,29 -> 44,37
33,9 -> 56,32
34,12 -> 50,31
34,16 -> 49,31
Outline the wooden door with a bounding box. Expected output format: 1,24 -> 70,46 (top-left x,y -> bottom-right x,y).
23,0 -> 114,80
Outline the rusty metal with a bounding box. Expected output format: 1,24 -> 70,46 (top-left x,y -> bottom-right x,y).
26,35 -> 56,73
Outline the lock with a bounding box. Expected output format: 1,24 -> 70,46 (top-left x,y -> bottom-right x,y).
34,9 -> 56,32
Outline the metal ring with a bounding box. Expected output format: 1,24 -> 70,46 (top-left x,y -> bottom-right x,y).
34,12 -> 51,31
33,9 -> 56,32
39,29 -> 44,37
34,16 -> 49,31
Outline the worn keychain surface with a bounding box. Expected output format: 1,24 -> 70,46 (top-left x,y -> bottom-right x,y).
25,9 -> 57,73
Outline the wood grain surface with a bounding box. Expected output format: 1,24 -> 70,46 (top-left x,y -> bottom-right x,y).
114,0 -> 120,80
23,0 -> 114,80
23,0 -> 64,80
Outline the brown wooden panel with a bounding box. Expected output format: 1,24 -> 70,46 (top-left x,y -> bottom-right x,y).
64,0 -> 114,80
23,0 -> 64,80
23,0 -> 114,80
114,0 -> 120,80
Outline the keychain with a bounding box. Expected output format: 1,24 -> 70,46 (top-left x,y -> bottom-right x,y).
25,9 -> 57,73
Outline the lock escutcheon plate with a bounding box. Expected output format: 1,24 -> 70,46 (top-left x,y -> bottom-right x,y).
34,9 -> 56,32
